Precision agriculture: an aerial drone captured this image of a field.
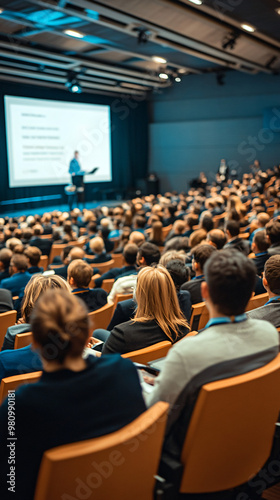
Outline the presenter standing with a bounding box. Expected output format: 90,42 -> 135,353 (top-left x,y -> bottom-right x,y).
69,151 -> 85,206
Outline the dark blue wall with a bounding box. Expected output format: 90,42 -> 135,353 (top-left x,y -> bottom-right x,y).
148,71 -> 280,192
0,82 -> 148,212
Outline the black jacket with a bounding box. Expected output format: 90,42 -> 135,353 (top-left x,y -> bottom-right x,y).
72,288 -> 107,312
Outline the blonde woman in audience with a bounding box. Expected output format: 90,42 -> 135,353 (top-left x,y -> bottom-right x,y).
102,265 -> 189,354
1,274 -> 70,351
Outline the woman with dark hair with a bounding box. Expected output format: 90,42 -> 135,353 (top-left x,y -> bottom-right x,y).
0,290 -> 146,500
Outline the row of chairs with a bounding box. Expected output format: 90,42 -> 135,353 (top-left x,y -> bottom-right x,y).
2,350 -> 279,498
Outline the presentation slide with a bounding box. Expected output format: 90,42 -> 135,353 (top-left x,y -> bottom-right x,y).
4,95 -> 112,188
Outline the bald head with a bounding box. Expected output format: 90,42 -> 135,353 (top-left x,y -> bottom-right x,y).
129,231 -> 145,247
69,247 -> 85,261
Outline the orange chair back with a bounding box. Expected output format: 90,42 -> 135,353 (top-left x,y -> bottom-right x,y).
122,341 -> 172,364
0,310 -> 17,350
89,303 -> 114,331
245,292 -> 268,312
162,224 -> 173,240
111,253 -> 124,268
0,371 -> 42,405
114,293 -> 133,307
180,353 -> 280,493
14,332 -> 33,350
89,260 -> 114,275
213,212 -> 226,228
39,255 -> 48,271
34,401 -> 169,500
49,243 -> 66,264
189,302 -> 209,331
102,279 -> 114,293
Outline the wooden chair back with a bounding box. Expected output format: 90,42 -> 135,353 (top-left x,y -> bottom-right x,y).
179,353 -> 280,493
238,232 -> 249,239
213,212 -> 226,229
162,224 -> 173,240
122,341 -> 172,364
89,260 -> 114,275
14,332 -> 33,350
0,310 -> 17,349
102,279 -> 114,293
49,243 -> 66,264
89,303 -> 114,331
189,302 -> 209,331
245,292 -> 269,312
39,255 -> 49,271
114,293 -> 134,308
111,253 -> 124,268
0,371 -> 42,405
34,402 -> 169,500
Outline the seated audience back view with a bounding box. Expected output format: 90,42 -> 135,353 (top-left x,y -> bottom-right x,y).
68,259 -> 107,312
0,290 -> 146,500
146,249 -> 279,461
0,254 -> 31,296
181,244 -> 216,304
247,255 -> 280,328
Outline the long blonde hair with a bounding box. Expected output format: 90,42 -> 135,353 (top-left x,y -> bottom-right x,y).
21,274 -> 71,323
133,265 -> 189,342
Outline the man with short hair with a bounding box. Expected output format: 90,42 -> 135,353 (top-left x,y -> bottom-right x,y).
68,259 -> 107,312
30,224 -> 52,256
224,220 -> 250,255
94,244 -> 138,289
247,255 -> 280,328
266,219 -> 280,255
251,230 -> 270,276
146,249 -> 279,461
206,229 -> 227,250
1,254 -> 31,295
181,244 -> 216,304
24,246 -> 43,274
0,248 -> 13,282
107,242 -> 160,304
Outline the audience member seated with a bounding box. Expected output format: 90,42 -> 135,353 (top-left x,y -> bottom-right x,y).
0,254 -> 31,297
206,229 -> 227,250
83,221 -> 97,253
24,246 -> 43,274
249,212 -> 270,243
165,220 -> 187,244
145,249 -> 279,461
107,242 -> 160,304
29,224 -> 53,256
251,230 -> 270,276
0,248 -> 12,282
1,274 -> 70,351
181,244 -> 217,304
94,243 -> 138,288
0,290 -> 146,500
68,259 -> 107,312
102,265 -> 189,354
86,236 -> 112,264
165,259 -> 192,321
247,255 -> 280,328
224,220 -> 250,255
0,288 -> 13,313
266,219 -> 280,256
128,230 -> 146,247
147,221 -> 164,247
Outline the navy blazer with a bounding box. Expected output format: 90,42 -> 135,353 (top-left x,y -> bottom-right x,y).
1,272 -> 32,296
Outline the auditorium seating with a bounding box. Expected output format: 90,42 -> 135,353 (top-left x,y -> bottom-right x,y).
0,310 -> 17,349
111,253 -> 124,267
14,332 -> 33,349
122,341 -> 172,364
34,401 -> 169,500
0,371 -> 42,405
114,293 -> 134,309
101,278 -> 114,293
245,292 -> 269,312
88,303 -> 114,330
189,302 -> 209,331
88,259 -> 114,274
175,353 -> 280,495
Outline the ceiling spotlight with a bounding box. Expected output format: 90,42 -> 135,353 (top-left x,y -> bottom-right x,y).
0,9 -> 4,14
152,56 -> 167,64
175,77 -> 181,82
64,29 -> 84,38
65,72 -> 82,93
187,0 -> 203,5
241,24 -> 255,33
276,8 -> 280,14
159,73 -> 169,80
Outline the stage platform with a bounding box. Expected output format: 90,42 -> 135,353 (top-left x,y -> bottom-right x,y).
0,200 -> 123,219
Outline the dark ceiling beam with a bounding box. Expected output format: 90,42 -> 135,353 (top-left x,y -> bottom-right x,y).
63,0 -> 273,73
26,0 -> 201,74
